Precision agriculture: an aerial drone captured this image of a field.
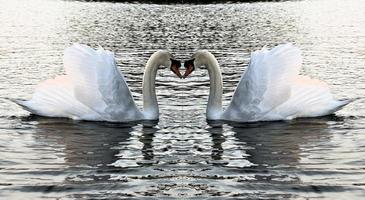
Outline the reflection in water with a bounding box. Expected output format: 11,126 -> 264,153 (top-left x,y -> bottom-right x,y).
204,117 -> 363,199
0,116 -> 161,198
207,117 -> 333,168
230,118 -> 331,167
33,117 -> 135,167
0,0 -> 365,199
209,126 -> 225,161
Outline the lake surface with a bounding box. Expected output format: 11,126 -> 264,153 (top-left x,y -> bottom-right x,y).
1,0 -> 365,199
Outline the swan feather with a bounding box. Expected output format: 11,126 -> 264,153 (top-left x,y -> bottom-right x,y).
16,44 -> 142,122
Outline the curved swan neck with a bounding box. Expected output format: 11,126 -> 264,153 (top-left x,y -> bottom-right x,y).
203,53 -> 223,120
142,56 -> 160,120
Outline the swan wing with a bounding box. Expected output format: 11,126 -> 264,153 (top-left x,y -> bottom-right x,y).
63,44 -> 142,121
17,44 -> 142,121
223,44 -> 303,121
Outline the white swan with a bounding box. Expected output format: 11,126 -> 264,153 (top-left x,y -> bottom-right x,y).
182,44 -> 351,122
16,44 -> 181,122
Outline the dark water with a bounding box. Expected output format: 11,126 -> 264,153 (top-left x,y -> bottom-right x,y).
1,0 -> 365,199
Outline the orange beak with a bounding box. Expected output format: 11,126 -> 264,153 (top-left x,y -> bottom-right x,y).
170,58 -> 182,78
183,59 -> 195,78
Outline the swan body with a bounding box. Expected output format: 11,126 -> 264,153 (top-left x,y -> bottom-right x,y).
186,44 -> 351,122
16,44 -> 177,122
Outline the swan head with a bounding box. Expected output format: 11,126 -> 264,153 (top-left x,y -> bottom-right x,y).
151,50 -> 182,78
183,50 -> 214,78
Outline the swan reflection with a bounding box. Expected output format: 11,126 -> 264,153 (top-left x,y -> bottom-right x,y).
26,116 -> 158,171
208,116 -> 336,168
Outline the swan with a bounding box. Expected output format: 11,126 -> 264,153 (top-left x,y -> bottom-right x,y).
182,44 -> 351,122
15,44 -> 182,122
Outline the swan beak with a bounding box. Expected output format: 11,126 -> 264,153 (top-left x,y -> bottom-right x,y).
183,59 -> 195,78
170,58 -> 182,78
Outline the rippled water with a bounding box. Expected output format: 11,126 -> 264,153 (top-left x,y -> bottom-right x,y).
1,0 -> 365,199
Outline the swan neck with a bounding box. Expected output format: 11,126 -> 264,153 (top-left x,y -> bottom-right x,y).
142,57 -> 159,120
205,56 -> 223,120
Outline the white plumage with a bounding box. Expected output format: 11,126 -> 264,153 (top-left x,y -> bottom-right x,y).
16,44 -> 173,122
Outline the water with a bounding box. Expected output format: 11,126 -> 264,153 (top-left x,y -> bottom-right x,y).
1,0 -> 365,199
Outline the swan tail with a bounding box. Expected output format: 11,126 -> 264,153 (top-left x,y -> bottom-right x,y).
15,75 -> 101,120
12,99 -> 40,115
268,76 -> 352,119
329,98 -> 353,112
